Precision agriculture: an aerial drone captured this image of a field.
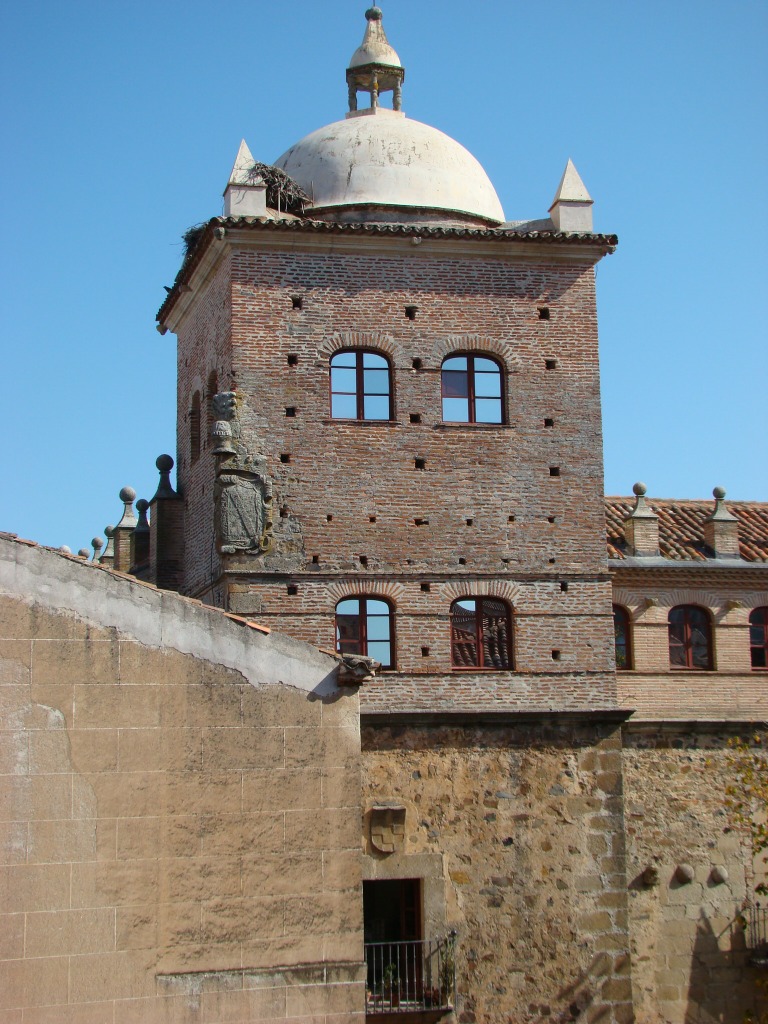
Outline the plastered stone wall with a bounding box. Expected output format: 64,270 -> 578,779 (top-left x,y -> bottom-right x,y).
0,537 -> 365,1023
361,719 -> 634,1024
623,726 -> 767,1024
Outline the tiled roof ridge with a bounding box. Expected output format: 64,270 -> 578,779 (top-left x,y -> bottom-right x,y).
604,498 -> 768,563
157,215 -> 618,323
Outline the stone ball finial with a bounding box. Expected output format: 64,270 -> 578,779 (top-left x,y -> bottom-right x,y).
366,6 -> 383,20
633,482 -> 647,496
119,486 -> 136,503
104,525 -> 115,537
136,498 -> 149,514
713,486 -> 726,500
78,548 -> 90,559
59,545 -> 71,554
156,454 -> 174,472
92,537 -> 103,551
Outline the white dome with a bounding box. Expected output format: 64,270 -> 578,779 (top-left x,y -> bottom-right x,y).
274,111 -> 505,225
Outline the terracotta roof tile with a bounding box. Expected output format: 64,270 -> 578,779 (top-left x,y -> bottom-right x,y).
605,498 -> 768,562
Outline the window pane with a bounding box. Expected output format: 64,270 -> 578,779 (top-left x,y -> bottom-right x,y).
442,370 -> 469,398
442,357 -> 467,372
753,649 -> 767,669
331,394 -> 358,419
363,352 -> 388,369
336,599 -> 360,615
366,641 -> 392,666
366,615 -> 391,641
442,397 -> 470,422
363,368 -> 390,395
474,370 -> 501,398
363,395 -> 390,420
668,621 -> 687,666
474,398 -> 503,423
473,357 -> 498,373
455,600 -> 476,613
336,617 -> 361,650
331,368 -> 357,393
332,352 -> 357,367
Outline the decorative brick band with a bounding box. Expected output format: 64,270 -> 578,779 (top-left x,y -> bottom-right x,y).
325,578 -> 408,605
443,579 -> 523,604
319,331 -> 400,362
427,334 -> 520,373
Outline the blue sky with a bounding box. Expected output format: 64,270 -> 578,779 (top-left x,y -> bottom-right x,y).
1,1 -> 766,552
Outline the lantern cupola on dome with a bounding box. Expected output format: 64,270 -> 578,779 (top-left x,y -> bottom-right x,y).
346,6 -> 404,112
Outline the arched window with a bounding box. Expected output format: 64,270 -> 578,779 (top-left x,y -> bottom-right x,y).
450,598 -> 512,669
668,605 -> 713,670
750,607 -> 768,669
441,354 -> 504,424
330,350 -> 392,420
335,597 -> 394,668
613,605 -> 631,670
190,391 -> 201,463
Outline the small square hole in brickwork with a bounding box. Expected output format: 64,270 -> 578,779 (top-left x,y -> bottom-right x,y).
552,649 -> 561,661
421,582 -> 431,592
287,584 -> 298,595
501,557 -> 511,563
508,514 -> 516,523
466,518 -> 474,526
280,454 -> 291,464
545,359 -> 558,370
405,305 -> 418,320
410,413 -> 422,424
369,515 -> 377,523
412,358 -> 423,370
560,581 -> 568,592
359,555 -> 368,566
415,458 -> 426,470
285,407 -> 296,417
291,295 -> 303,310
458,557 -> 467,565
312,554 -> 320,564
539,307 -> 550,320
549,466 -> 560,477
326,514 -> 333,522
421,646 -> 430,657
287,353 -> 298,366
544,418 -> 554,428
414,517 -> 429,526
548,557 -> 556,564
280,506 -> 289,518
548,515 -> 556,524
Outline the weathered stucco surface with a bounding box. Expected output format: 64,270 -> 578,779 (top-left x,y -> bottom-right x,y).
0,537 -> 365,1023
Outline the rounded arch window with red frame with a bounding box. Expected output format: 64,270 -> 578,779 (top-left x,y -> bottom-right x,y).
450,597 -> 512,669
441,354 -> 504,424
330,350 -> 393,421
750,607 -> 768,669
335,596 -> 394,669
668,605 -> 713,670
613,605 -> 632,670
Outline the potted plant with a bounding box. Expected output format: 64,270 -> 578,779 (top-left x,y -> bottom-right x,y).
382,961 -> 399,1007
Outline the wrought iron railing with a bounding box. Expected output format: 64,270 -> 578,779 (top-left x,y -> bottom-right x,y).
365,932 -> 456,1014
748,904 -> 768,965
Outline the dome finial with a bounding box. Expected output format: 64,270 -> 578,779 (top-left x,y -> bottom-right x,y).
347,7 -> 404,113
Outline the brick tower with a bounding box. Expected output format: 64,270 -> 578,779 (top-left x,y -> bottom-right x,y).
158,6 -> 618,716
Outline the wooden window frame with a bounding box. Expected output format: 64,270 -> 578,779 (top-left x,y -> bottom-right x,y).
440,353 -> 505,425
668,604 -> 713,671
335,596 -> 395,669
613,605 -> 632,670
330,349 -> 393,421
750,607 -> 768,670
450,597 -> 512,670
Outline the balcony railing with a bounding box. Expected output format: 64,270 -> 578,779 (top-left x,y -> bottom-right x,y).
365,932 -> 456,1015
748,904 -> 768,966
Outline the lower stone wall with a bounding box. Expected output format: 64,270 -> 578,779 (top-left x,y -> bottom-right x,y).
361,718 -> 634,1024
623,724 -> 767,1024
